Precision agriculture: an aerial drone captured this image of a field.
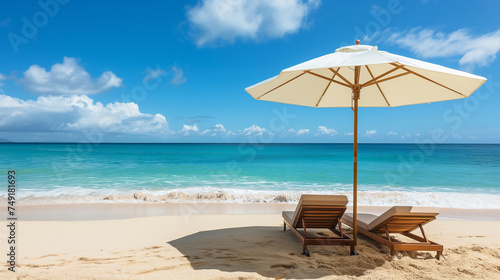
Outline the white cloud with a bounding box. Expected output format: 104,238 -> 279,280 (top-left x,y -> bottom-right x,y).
0,94 -> 168,135
344,132 -> 354,136
187,0 -> 320,46
242,124 -> 267,136
365,130 -> 377,136
20,57 -> 123,95
202,123 -> 228,136
143,66 -> 167,83
281,128 -> 310,137
0,74 -> 4,94
387,28 -> 500,69
180,124 -> 200,135
143,65 -> 186,86
296,128 -> 309,136
282,128 -> 296,136
213,123 -> 226,132
317,126 -> 337,136
0,73 -> 6,94
387,131 -> 398,135
170,66 -> 186,86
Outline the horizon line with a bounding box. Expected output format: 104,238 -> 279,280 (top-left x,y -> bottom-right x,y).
1,142 -> 499,145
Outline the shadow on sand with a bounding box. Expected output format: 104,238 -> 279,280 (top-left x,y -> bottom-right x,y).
168,225 -> 409,279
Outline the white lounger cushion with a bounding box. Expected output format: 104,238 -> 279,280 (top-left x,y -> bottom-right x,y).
289,194 -> 348,227
343,206 -> 439,231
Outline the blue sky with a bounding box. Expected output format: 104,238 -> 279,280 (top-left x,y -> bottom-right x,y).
0,0 -> 499,143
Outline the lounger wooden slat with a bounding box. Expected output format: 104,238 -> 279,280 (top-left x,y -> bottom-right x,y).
282,194 -> 356,257
341,206 -> 443,259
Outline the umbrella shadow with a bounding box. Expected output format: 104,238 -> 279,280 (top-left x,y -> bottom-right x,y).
168,225 -> 395,279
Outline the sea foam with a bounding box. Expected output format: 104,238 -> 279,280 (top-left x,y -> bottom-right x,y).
3,187 -> 500,209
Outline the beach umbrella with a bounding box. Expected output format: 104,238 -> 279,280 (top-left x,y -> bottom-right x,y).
245,40 -> 486,251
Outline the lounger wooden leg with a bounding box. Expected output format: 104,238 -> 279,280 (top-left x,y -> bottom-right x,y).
436,251 -> 442,260
303,244 -> 310,257
300,218 -> 311,257
418,224 -> 429,243
384,225 -> 398,256
384,225 -> 391,241
282,203 -> 356,258
350,245 -> 358,255
337,218 -> 343,236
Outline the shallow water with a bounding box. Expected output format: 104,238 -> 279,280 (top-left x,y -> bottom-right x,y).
1,143 -> 499,208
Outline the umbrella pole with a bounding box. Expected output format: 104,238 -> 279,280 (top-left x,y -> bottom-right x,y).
353,96 -> 358,247
352,66 -> 361,250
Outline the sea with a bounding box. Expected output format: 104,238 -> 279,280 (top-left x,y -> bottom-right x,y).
1,143 -> 499,209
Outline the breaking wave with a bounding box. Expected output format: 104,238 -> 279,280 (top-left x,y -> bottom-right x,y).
4,187 -> 500,209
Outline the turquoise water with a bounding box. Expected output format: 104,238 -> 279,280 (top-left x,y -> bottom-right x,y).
1,143 -> 499,208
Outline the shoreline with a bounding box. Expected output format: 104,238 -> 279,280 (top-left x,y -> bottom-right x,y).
11,202 -> 500,221
8,188 -> 500,210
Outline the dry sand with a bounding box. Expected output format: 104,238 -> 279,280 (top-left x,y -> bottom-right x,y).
0,204 -> 499,279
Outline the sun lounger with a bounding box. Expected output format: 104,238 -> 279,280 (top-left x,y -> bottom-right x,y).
341,206 -> 443,259
282,194 -> 356,257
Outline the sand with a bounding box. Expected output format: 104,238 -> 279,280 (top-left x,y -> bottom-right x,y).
1,204 -> 499,279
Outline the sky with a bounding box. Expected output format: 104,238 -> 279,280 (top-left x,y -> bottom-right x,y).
0,0 -> 499,143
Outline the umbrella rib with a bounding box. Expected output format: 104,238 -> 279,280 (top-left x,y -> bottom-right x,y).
361,64 -> 404,88
368,72 -> 411,86
395,64 -> 467,97
315,69 -> 338,107
256,72 -> 306,100
365,65 -> 391,107
305,70 -> 351,88
329,68 -> 353,87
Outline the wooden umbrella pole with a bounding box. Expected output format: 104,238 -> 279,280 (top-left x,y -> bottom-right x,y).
352,65 -> 361,248
353,97 -> 358,246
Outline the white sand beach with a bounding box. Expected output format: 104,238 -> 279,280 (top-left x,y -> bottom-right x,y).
1,204 -> 499,279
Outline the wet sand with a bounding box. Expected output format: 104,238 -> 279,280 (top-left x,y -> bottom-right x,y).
11,203 -> 500,221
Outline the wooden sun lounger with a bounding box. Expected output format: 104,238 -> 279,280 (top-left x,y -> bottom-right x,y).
282,194 -> 356,257
341,206 -> 443,259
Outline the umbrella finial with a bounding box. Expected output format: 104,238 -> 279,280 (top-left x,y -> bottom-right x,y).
355,39 -> 361,45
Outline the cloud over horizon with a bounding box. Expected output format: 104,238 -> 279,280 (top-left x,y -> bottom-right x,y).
179,124 -> 200,135
0,93 -> 327,141
202,123 -> 230,136
0,94 -> 168,135
281,128 -> 310,137
364,130 -> 377,137
242,124 -> 267,137
316,126 -> 337,136
187,0 -> 320,46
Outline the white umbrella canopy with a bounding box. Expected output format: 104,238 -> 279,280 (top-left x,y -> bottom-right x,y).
245,41 -> 486,253
246,44 -> 486,108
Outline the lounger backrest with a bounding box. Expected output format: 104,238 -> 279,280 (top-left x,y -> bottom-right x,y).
292,195 -> 348,227
368,206 -> 439,233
